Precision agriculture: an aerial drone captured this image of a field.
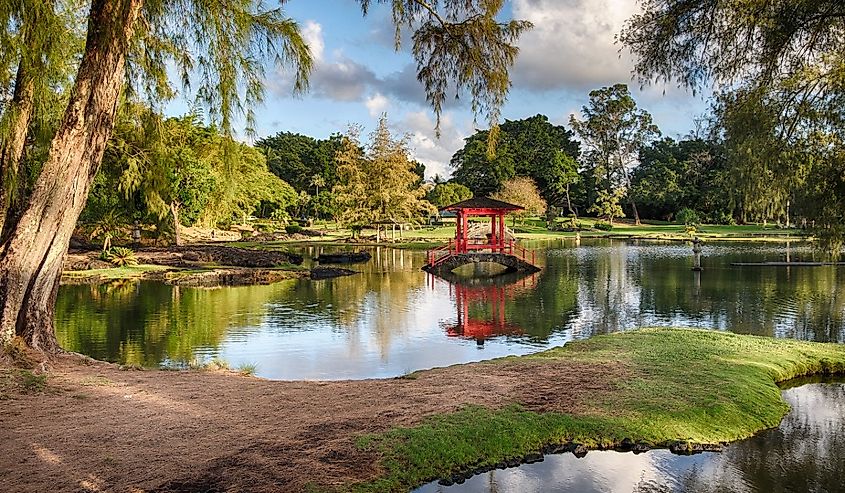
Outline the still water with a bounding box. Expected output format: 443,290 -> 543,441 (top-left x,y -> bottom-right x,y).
415,379 -> 845,493
56,239 -> 845,379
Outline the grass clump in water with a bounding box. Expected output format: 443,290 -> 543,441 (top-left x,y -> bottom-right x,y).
237,363 -> 258,376
352,328 -> 845,492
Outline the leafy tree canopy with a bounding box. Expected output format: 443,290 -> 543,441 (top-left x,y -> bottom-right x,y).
333,116 -> 435,228
491,176 -> 546,223
427,182 -> 473,208
619,0 -> 845,93
451,114 -> 579,201
631,137 -> 735,223
620,0 -> 845,250
255,131 -> 344,192
84,105 -> 296,234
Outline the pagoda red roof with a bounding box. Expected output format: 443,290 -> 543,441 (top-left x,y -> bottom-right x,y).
441,197 -> 523,212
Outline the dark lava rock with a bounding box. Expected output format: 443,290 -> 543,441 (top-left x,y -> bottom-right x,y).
89,259 -> 114,270
139,245 -> 303,268
310,267 -> 357,280
572,444 -> 589,458
669,441 -> 723,455
166,269 -> 302,287
631,443 -> 651,454
69,236 -> 99,251
524,453 -> 544,464
542,443 -> 574,455
314,251 -> 372,264
66,260 -> 92,271
66,259 -> 113,271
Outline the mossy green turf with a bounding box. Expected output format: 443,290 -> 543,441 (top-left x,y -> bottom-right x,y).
351,328 -> 845,492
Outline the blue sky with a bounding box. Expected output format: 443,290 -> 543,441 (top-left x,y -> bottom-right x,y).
176,0 -> 711,179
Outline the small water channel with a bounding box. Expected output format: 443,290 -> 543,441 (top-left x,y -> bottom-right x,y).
414,379 -> 845,493
55,239 -> 845,379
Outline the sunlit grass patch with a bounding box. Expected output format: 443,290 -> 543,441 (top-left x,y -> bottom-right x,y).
353,328 -> 845,492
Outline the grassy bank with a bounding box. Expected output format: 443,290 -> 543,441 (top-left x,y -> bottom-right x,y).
353,329 -> 845,492
60,263 -> 307,286
60,264 -> 174,284
239,219 -> 803,251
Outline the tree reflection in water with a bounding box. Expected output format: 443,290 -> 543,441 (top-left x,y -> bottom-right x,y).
56,240 -> 845,379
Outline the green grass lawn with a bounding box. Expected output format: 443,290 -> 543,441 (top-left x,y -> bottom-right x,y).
60,264 -> 173,282
352,328 -> 845,492
242,218 -> 803,250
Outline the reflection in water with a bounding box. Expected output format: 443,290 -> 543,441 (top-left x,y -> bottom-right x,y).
415,380 -> 845,493
56,240 -> 845,379
435,271 -> 538,343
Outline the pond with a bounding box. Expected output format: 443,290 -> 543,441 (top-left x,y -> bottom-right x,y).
56,239 -> 845,380
414,378 -> 845,493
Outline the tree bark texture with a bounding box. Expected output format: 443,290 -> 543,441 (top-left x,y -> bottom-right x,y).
0,0 -> 144,350
0,52 -> 37,240
170,202 -> 183,246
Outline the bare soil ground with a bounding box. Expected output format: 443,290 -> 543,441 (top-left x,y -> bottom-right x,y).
0,354 -> 625,493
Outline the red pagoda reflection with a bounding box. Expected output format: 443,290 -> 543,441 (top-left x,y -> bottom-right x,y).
429,273 -> 538,343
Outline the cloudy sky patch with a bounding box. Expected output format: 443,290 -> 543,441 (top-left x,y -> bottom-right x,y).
226,0 -> 708,179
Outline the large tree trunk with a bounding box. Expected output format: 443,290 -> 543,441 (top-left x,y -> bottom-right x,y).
0,51 -> 37,241
0,0 -> 143,350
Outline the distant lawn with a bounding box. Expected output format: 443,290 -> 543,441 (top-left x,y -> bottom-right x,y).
239,218 -> 803,249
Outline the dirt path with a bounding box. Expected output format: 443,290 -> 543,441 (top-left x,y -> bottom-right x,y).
0,355 -> 624,493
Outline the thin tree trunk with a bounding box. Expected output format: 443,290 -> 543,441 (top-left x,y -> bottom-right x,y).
565,184 -> 576,217
0,0 -> 144,350
170,202 -> 183,246
0,53 -> 37,241
628,195 -> 641,225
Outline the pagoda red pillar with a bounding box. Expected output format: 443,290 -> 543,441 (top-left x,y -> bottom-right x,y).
498,213 -> 506,253
489,214 -> 496,252
462,212 -> 468,252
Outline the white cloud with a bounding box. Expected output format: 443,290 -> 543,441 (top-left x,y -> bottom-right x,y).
512,0 -> 640,91
401,111 -> 469,180
365,93 -> 390,117
302,21 -> 325,62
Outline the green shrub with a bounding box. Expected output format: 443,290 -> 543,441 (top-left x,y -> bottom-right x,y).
285,224 -> 303,234
594,221 -> 613,231
708,211 -> 736,225
106,247 -> 138,267
676,208 -> 701,226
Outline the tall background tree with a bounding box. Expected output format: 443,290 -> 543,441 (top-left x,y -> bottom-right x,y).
333,117 -> 434,236
451,114 -> 579,204
620,0 -> 845,248
569,84 -> 660,225
0,0 -> 531,351
630,137 -> 734,224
